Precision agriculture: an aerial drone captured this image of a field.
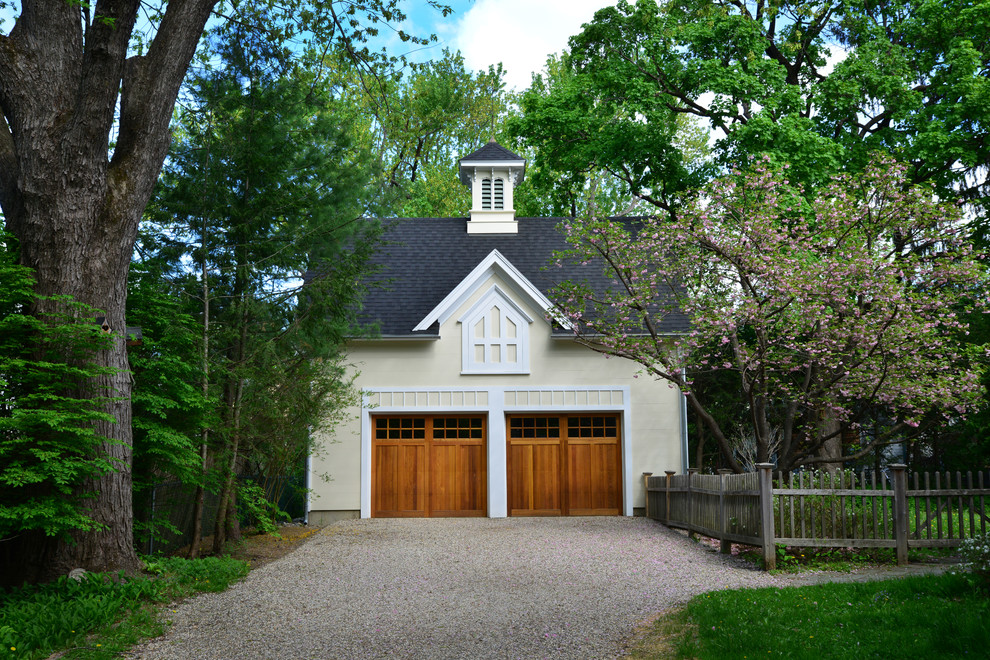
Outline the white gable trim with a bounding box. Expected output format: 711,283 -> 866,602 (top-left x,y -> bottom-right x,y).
413,249 -> 572,332
459,285 -> 532,374
458,284 -> 534,325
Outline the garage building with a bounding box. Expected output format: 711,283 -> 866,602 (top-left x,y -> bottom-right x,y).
308,142 -> 688,521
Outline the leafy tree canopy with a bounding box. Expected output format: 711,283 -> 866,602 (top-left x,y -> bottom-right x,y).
511,0 -> 990,220
555,157 -> 989,472
137,29 -> 383,549
0,0 -> 450,578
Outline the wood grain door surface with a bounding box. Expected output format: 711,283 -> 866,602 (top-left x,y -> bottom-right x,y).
507,414 -> 621,516
372,416 -> 487,517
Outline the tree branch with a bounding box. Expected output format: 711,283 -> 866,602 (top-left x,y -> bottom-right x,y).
111,0 -> 218,217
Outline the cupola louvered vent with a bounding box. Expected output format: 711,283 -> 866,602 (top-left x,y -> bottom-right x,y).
457,140 -> 526,234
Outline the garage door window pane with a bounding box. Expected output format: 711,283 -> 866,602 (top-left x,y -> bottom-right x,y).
376,417 -> 426,440
434,417 -> 484,439
567,416 -> 617,438
509,417 -> 560,438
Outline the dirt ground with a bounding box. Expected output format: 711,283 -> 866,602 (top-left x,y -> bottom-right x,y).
182,523 -> 321,569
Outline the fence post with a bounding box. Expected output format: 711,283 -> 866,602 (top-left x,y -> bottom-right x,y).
687,468 -> 698,539
643,473 -> 653,519
757,463 -> 775,570
665,471 -> 675,524
718,469 -> 732,554
891,464 -> 909,566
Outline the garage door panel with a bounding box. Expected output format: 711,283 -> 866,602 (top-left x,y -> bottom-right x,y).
373,416 -> 486,518
595,442 -> 621,512
568,440 -> 621,516
566,442 -> 592,512
509,414 -> 621,517
431,441 -> 486,517
373,442 -> 428,517
508,441 -> 562,516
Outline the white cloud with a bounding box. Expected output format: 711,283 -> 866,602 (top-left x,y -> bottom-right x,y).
444,0 -> 617,91
821,44 -> 849,75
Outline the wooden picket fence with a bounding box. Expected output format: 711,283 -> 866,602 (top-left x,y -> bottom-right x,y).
645,464 -> 990,570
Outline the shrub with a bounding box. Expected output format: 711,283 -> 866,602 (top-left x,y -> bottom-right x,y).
958,531 -> 990,592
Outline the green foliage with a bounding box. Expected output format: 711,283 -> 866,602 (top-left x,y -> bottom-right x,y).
659,574 -> 990,659
511,50 -> 710,217
127,263 -> 211,550
331,48 -> 519,218
0,556 -> 248,658
514,0 -> 990,215
236,481 -> 290,536
516,0 -> 990,470
959,531 -> 990,592
0,574 -> 159,657
139,35 -> 380,540
141,555 -> 251,593
0,238 -> 121,540
768,544 -> 896,573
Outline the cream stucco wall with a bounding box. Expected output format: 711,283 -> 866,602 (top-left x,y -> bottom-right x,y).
308,272 -> 684,520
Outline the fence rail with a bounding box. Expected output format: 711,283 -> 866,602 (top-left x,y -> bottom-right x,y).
645,464 -> 990,570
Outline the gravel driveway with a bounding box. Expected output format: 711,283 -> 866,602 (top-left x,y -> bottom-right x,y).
134,517 -> 787,659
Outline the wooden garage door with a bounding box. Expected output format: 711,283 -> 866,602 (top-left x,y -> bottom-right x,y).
372,416 -> 487,517
507,414 -> 621,516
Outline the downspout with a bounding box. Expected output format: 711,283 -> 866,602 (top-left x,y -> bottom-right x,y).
680,368 -> 689,474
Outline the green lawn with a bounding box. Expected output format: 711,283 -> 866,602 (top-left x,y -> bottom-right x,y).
627,573 -> 989,659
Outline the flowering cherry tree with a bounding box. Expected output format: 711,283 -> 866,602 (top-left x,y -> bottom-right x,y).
554,157 -> 988,472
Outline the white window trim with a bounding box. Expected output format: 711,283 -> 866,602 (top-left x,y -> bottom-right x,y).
459,286 -> 532,374
357,385 -> 634,518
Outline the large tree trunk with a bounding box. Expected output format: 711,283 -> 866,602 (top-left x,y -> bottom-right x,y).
695,422 -> 706,472
817,414 -> 844,475
0,0 -> 218,579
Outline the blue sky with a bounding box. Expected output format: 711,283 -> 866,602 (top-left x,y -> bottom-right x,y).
0,1 -> 616,92
398,0 -> 617,91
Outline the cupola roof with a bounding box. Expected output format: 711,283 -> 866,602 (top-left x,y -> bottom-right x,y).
458,139 -> 526,185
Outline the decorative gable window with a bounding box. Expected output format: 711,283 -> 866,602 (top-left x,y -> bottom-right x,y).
459,287 -> 532,374
480,178 -> 504,210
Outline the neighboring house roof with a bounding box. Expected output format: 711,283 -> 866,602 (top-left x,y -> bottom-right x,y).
357,217 -> 690,338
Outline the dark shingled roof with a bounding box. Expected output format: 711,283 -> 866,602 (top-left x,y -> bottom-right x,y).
358,217 -> 689,337
458,140 -> 524,163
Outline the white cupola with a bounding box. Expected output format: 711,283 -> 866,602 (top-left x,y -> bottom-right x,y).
458,139 -> 526,234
